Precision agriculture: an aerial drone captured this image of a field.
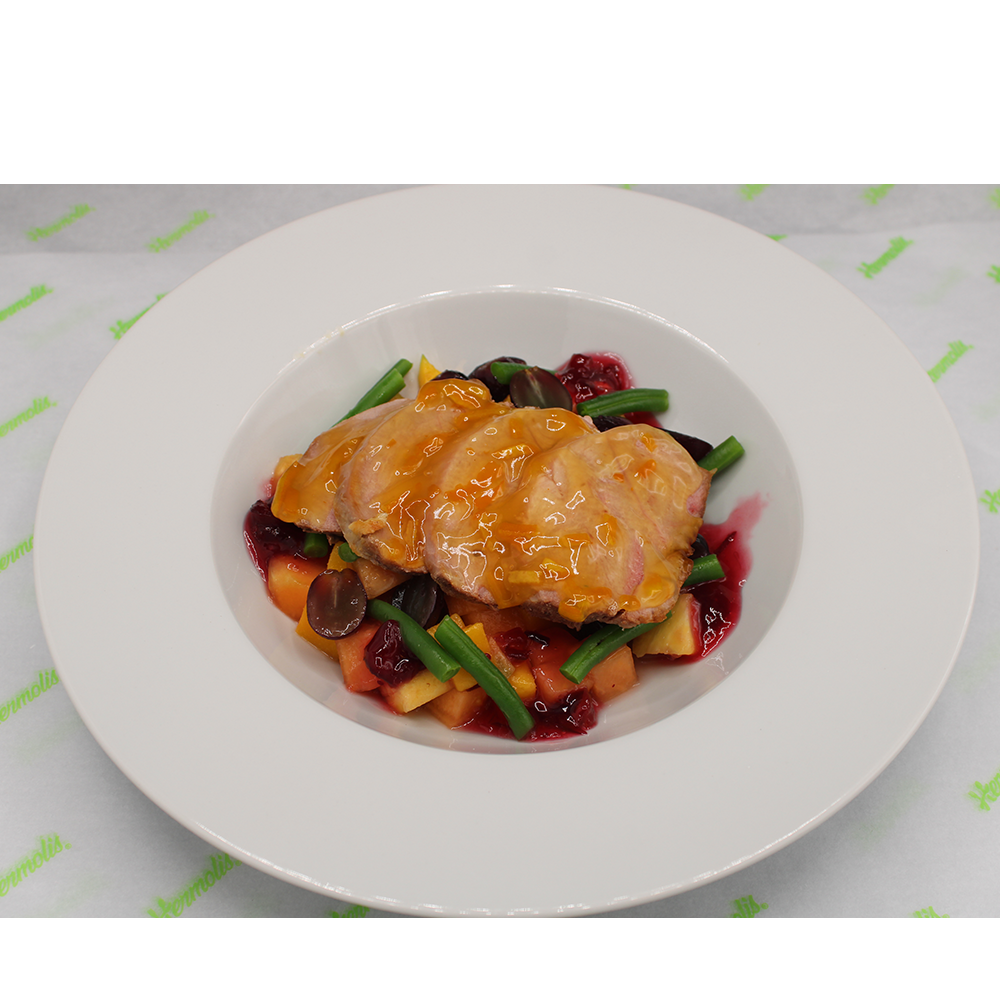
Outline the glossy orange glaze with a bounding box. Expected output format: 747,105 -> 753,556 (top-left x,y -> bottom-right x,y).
278,379 -> 710,626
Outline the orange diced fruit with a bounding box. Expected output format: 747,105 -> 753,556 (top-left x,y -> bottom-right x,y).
508,664 -> 537,702
333,619 -> 381,692
417,355 -> 441,388
267,555 -> 328,621
585,645 -> 638,702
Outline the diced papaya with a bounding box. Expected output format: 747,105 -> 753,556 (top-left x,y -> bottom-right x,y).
417,355 -> 441,388
630,594 -> 700,658
427,686 -> 489,729
267,554 -> 328,621
584,645 -> 638,702
381,669 -> 451,714
332,619 -> 381,692
529,625 -> 583,702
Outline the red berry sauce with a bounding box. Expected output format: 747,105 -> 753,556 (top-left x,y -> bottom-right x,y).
556,351 -> 662,428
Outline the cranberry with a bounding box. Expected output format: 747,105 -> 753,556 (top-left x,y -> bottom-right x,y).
556,352 -> 631,405
495,628 -> 532,663
531,689 -> 598,735
243,499 -> 306,578
365,620 -> 423,686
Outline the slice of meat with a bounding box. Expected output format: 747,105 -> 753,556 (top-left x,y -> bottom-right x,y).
276,378 -> 713,628
270,397 -> 408,533
334,379 -> 513,571
425,422 -> 712,626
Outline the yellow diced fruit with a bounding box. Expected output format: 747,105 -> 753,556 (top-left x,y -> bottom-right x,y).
630,594 -> 699,658
418,355 -> 441,388
508,664 -> 537,702
326,547 -> 409,598
427,687 -> 488,729
381,669 -> 452,714
295,604 -> 340,660
451,668 -> 479,692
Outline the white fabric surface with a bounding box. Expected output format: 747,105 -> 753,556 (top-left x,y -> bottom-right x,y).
1,184 -> 997,918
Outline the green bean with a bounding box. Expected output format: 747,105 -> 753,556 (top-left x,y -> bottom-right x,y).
559,620 -> 660,684
368,600 -> 461,683
576,388 -> 670,418
683,554 -> 725,589
698,435 -> 744,473
338,542 -> 359,563
337,359 -> 413,423
489,361 -> 555,384
434,616 -> 535,740
302,532 -> 331,559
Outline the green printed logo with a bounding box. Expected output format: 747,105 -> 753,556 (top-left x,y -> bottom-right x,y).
0,534 -> 33,574
767,234 -> 787,241
147,853 -> 242,917
0,834 -> 71,897
111,294 -> 166,339
730,895 -> 768,917
968,770 -> 1000,811
927,340 -> 973,382
862,184 -> 894,205
913,905 -> 949,918
857,236 -> 913,279
0,284 -> 52,324
328,904 -> 370,918
147,211 -> 214,253
980,488 -> 1000,514
988,265 -> 1000,284
739,184 -> 768,201
990,189 -> 1000,209
0,670 -> 60,727
25,204 -> 93,242
0,397 -> 56,439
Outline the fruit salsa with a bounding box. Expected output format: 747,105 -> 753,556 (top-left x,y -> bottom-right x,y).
243,352 -> 747,740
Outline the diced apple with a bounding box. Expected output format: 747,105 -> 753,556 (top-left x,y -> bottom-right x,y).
381,669 -> 451,714
427,686 -> 488,728
267,554 -> 328,621
326,548 -> 410,598
630,594 -> 700,658
585,645 -> 638,702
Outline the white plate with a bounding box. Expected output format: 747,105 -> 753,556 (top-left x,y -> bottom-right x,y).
34,186 -> 979,916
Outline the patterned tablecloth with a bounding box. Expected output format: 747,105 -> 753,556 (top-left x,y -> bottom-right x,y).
2,184 -> 997,919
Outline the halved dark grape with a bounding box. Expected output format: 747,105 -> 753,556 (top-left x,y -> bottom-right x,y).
666,430 -> 713,463
396,575 -> 449,629
690,534 -> 710,560
364,619 -> 424,685
469,356 -> 526,402
306,569 -> 367,639
509,366 -> 573,410
591,414 -> 630,432
432,369 -> 468,382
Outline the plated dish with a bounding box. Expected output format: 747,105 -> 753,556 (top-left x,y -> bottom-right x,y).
34,186 -> 979,915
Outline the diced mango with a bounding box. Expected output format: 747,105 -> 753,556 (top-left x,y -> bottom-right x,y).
381,669 -> 451,714
326,546 -> 353,572
296,604 -> 341,659
418,355 -> 441,388
427,686 -> 488,728
585,645 -> 638,702
508,664 -> 537,702
451,668 -> 479,692
630,594 -> 700,658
